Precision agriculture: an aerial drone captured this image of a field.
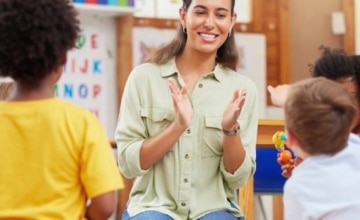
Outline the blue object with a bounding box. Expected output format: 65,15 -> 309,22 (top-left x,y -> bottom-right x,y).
254,147 -> 287,194
98,0 -> 107,4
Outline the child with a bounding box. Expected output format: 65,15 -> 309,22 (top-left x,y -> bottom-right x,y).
0,0 -> 123,219
283,77 -> 360,219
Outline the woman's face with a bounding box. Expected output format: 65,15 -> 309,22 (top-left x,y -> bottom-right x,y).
179,0 -> 236,55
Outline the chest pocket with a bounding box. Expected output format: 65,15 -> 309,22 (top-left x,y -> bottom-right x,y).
140,107 -> 175,138
202,117 -> 224,157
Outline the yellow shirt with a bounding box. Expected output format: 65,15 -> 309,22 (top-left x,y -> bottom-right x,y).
0,99 -> 124,219
115,58 -> 258,219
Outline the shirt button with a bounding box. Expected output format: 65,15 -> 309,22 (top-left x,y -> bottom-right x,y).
186,129 -> 191,134
198,84 -> 203,88
184,154 -> 189,159
184,178 -> 188,183
181,202 -> 186,206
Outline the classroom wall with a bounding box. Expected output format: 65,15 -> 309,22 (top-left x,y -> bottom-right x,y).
289,0 -> 343,83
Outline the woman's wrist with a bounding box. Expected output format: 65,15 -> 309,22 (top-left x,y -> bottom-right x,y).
222,123 -> 240,136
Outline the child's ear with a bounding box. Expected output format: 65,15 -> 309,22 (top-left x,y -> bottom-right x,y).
59,54 -> 67,66
285,128 -> 296,148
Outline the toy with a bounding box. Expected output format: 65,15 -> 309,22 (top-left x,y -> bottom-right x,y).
272,131 -> 295,171
279,150 -> 292,164
272,131 -> 287,151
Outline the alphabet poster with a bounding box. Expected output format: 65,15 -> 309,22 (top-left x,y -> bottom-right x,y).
55,15 -> 119,138
56,29 -> 108,125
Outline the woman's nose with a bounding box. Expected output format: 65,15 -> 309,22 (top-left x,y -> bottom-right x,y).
204,15 -> 215,29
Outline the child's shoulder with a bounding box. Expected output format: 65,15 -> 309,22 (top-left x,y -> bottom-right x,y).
52,98 -> 98,121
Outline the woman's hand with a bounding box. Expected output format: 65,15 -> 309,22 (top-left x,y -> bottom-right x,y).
168,77 -> 193,129
222,89 -> 247,130
267,84 -> 291,107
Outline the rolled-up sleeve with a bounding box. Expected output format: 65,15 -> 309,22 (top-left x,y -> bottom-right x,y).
114,68 -> 149,179
220,79 -> 258,190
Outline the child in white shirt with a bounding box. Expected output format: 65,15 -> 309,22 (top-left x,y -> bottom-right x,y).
283,77 -> 360,220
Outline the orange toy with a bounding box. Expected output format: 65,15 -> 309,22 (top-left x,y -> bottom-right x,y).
279,150 -> 292,164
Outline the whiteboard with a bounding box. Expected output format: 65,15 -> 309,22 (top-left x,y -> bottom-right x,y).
132,27 -> 266,117
234,33 -> 266,117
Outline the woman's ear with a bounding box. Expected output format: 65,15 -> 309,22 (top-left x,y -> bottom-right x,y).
231,12 -> 237,28
179,7 -> 186,29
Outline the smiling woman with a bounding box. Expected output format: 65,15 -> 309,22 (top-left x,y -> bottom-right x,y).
114,0 -> 258,219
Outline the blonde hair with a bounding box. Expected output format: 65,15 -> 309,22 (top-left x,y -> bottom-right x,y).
285,77 -> 357,155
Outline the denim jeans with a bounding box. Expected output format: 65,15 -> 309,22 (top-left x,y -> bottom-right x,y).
122,209 -> 245,220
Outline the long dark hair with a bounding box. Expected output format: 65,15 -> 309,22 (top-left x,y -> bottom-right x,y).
146,0 -> 239,71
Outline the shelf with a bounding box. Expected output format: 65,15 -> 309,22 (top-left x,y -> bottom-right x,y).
73,3 -> 136,17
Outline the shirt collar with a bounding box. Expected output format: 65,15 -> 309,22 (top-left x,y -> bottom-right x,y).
159,57 -> 229,82
160,57 -> 178,78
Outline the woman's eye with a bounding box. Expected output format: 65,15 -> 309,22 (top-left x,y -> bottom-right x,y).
194,11 -> 206,15
216,14 -> 226,18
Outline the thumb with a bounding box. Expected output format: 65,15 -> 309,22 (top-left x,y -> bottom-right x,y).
267,85 -> 274,94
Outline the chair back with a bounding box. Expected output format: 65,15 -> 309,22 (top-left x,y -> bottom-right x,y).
239,178 -> 254,220
254,147 -> 287,194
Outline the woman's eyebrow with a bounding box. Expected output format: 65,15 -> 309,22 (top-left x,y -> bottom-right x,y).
192,5 -> 229,12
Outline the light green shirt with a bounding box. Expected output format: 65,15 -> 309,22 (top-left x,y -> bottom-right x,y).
115,58 -> 258,219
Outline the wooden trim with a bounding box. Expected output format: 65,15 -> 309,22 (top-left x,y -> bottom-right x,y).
252,0 -> 264,32
115,15 -> 134,220
273,195 -> 284,220
134,17 -> 179,29
342,0 -> 356,55
116,15 -> 134,110
239,178 -> 254,220
279,0 -> 290,84
257,119 -> 285,146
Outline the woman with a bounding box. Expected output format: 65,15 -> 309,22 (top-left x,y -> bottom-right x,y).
115,0 -> 258,219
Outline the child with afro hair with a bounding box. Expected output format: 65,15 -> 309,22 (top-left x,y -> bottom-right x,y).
0,0 -> 124,219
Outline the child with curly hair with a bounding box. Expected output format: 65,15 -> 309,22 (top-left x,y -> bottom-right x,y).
0,0 -> 123,219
